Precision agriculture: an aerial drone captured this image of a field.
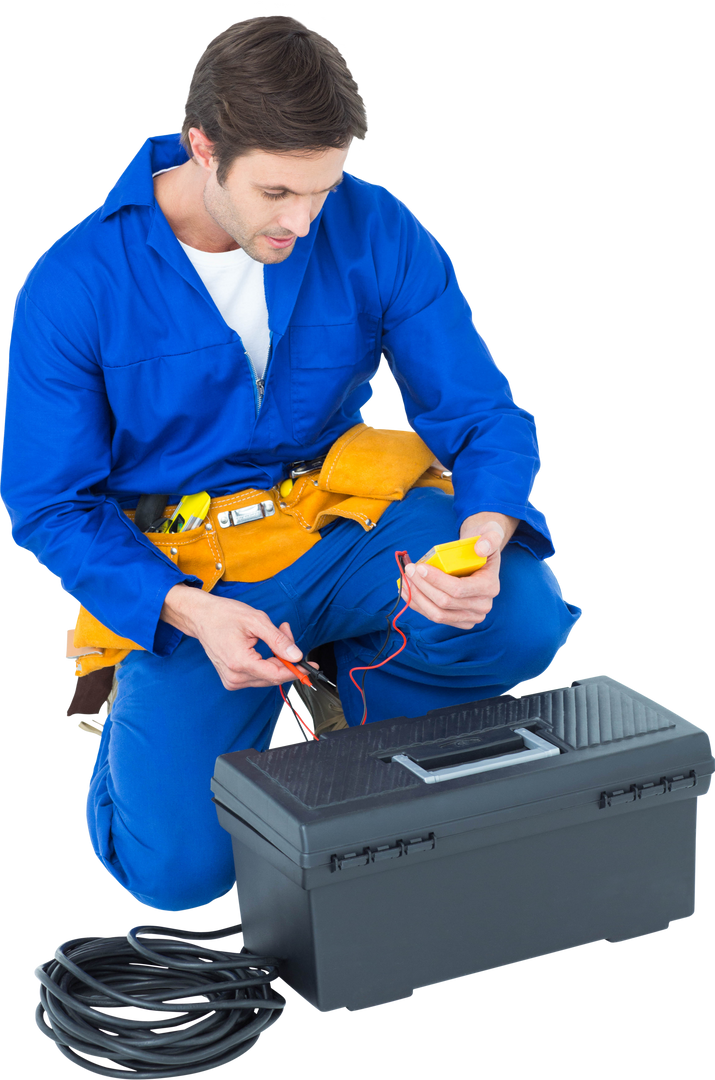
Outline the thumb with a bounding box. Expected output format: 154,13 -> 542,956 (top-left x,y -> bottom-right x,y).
274,621 -> 303,662
474,521 -> 505,557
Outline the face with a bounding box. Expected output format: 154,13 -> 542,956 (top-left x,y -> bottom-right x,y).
199,143 -> 350,264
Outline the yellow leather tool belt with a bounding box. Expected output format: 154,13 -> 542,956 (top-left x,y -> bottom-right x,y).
72,424 -> 453,677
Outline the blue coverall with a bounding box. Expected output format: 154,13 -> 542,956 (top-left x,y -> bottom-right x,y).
2,135 -> 580,909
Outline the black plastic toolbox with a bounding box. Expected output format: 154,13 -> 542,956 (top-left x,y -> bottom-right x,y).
211,676 -> 713,1011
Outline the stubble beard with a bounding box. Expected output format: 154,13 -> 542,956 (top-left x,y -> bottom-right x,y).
202,181 -> 292,265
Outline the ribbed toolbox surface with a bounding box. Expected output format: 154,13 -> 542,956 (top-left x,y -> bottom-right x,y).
212,677 -> 712,1011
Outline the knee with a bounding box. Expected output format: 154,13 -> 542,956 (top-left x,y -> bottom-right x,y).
497,604 -> 568,688
493,551 -> 580,687
144,842 -> 236,911
103,825 -> 235,911
135,880 -> 233,911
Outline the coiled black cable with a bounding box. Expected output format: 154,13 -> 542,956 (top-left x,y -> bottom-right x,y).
35,923 -> 285,1077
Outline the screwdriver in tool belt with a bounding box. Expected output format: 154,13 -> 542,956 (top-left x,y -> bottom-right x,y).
149,492 -> 211,534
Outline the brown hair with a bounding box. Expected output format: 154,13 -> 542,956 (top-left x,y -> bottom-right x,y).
181,16 -> 367,183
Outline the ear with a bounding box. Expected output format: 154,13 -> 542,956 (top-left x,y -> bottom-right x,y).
187,127 -> 216,169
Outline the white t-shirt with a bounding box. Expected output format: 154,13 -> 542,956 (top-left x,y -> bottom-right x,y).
178,241 -> 271,379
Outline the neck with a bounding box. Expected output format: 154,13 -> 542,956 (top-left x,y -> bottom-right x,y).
154,161 -> 239,252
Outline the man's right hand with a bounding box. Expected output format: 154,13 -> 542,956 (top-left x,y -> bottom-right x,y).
160,584 -> 304,690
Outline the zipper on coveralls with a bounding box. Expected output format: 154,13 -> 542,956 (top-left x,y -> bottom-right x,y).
244,350 -> 262,414
245,331 -> 273,416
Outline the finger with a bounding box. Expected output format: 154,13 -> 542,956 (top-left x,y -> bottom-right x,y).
274,656 -> 319,673
404,561 -> 465,599
402,573 -> 462,612
260,622 -> 302,660
276,630 -> 319,673
401,572 -> 494,621
406,559 -> 499,598
220,675 -> 286,691
403,565 -> 464,609
261,655 -> 305,682
218,671 -> 286,692
402,582 -> 486,628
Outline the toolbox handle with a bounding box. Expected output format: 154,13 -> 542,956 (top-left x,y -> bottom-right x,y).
392,728 -> 559,784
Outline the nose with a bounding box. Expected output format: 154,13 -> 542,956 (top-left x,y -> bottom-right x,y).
276,199 -> 314,238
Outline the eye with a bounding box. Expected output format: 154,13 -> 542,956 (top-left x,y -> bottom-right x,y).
263,184 -> 341,201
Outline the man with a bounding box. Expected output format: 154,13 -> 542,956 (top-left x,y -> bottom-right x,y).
2,16 -> 579,910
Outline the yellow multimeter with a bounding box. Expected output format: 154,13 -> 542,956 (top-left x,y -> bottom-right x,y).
397,536 -> 488,588
159,491 -> 211,533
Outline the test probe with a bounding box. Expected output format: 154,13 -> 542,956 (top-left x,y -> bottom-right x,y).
280,537 -> 488,734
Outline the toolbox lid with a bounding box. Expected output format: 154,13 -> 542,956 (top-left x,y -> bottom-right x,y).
211,676 -> 713,869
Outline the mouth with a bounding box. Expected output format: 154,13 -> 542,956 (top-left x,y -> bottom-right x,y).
264,235 -> 295,250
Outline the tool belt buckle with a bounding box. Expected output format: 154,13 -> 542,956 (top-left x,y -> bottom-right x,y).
289,457 -> 325,480
217,499 -> 276,528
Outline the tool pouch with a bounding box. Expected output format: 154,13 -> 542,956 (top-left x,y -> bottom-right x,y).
70,425 -> 453,691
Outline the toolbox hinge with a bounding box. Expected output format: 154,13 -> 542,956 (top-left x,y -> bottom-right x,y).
599,771 -> 697,809
331,834 -> 436,872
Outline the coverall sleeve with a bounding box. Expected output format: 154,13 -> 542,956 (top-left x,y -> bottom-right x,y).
1,287 -> 201,653
379,201 -> 553,558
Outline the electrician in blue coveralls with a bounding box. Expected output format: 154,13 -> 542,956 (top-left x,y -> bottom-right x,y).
158,141 -> 525,680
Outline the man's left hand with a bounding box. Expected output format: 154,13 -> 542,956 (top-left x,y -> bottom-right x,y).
401,511 -> 519,630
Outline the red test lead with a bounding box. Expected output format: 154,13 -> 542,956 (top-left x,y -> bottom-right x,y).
349,550 -> 412,725
274,551 -> 411,734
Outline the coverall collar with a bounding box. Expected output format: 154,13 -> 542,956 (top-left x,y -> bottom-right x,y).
99,133 -> 326,340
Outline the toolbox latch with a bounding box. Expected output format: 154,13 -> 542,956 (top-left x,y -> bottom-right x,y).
600,771 -> 698,808
331,835 -> 437,871
332,850 -> 370,871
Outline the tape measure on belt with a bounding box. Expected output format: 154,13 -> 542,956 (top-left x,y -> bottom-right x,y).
214,457 -> 330,526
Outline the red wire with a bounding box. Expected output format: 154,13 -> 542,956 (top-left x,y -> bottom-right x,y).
349,548 -> 412,725
278,682 -> 317,743
280,552 -> 412,738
